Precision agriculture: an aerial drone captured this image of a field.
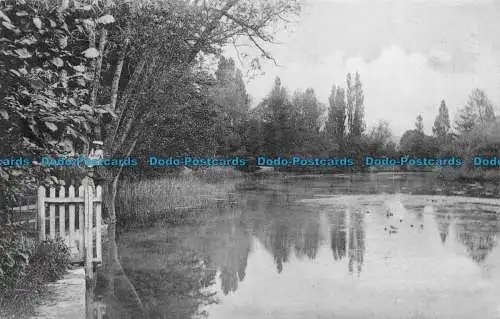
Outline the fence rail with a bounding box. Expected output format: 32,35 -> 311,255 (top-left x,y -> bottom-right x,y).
1,194 -> 37,227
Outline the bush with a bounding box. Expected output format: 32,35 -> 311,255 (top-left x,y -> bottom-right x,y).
30,238 -> 71,282
0,230 -> 70,316
0,228 -> 35,299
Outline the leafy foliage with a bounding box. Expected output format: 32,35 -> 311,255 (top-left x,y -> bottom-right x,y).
365,120 -> 396,157
0,228 -> 34,293
0,1 -> 120,219
433,100 -> 451,139
0,230 -> 70,316
259,77 -> 301,157
325,85 -> 347,152
30,237 -> 71,282
455,88 -> 496,134
0,1 -> 99,154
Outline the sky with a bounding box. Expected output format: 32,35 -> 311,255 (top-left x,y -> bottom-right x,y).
227,0 -> 500,138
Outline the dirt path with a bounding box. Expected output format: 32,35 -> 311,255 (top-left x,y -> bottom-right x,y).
29,268 -> 85,319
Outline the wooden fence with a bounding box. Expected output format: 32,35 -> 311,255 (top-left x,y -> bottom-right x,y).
38,178 -> 102,265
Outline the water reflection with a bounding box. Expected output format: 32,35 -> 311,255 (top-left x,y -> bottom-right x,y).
455,218 -> 498,264
89,175 -> 500,319
347,212 -> 365,276
330,209 -> 347,261
87,223 -> 147,319
434,207 -> 452,244
432,203 -> 500,263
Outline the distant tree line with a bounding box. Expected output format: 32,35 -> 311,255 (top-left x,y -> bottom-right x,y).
194,70 -> 398,172
400,89 -> 500,178
138,59 -> 500,179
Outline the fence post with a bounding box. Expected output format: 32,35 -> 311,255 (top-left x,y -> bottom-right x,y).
68,185 -> 75,255
95,185 -> 102,263
58,185 -> 66,239
49,187 -> 56,239
83,177 -> 93,279
38,186 -> 46,241
78,183 -> 84,255
88,180 -> 94,262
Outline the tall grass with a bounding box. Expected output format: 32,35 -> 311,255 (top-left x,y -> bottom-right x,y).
117,167 -> 242,226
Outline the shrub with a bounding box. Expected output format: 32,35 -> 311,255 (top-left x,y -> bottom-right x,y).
0,230 -> 70,316
30,238 -> 71,282
0,228 -> 35,300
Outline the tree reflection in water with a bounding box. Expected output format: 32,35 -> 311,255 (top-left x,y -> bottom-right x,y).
432,203 -> 499,263
454,210 -> 498,264
88,186 -> 500,319
257,195 -> 365,276
347,212 -> 365,276
434,207 -> 452,244
330,209 -> 347,261
90,223 -> 218,319
329,207 -> 365,276
90,223 -> 147,319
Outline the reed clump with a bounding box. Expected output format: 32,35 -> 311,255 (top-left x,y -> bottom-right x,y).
117,167 -> 242,226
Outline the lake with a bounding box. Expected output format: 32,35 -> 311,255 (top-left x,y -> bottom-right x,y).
89,173 -> 500,319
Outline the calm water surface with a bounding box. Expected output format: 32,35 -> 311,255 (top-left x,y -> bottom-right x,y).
92,173 -> 500,319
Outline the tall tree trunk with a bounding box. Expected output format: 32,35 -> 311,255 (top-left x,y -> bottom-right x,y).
106,172 -> 120,224
109,38 -> 129,112
82,21 -> 97,155
108,54 -> 148,148
91,28 -> 108,108
105,135 -> 138,222
110,53 -> 159,155
91,28 -> 108,141
102,38 -> 129,145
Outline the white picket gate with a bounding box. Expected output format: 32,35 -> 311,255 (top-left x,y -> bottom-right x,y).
37,178 -> 102,265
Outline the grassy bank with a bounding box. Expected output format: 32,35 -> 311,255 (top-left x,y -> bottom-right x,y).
117,167 -> 242,226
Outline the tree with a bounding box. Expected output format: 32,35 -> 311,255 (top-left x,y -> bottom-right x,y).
414,114 -> 425,156
399,130 -> 419,155
451,90 -> 500,174
366,120 -> 393,156
325,85 -> 337,139
241,118 -> 264,164
292,88 -> 323,133
455,89 -> 496,134
291,88 -> 325,155
133,72 -> 221,174
352,72 -> 365,137
261,77 -> 297,156
432,100 -> 450,139
210,57 -> 250,156
415,114 -> 424,135
399,114 -> 439,159
92,0 -> 301,221
346,73 -> 354,139
212,57 -> 250,121
325,85 -> 346,152
345,72 -> 365,140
